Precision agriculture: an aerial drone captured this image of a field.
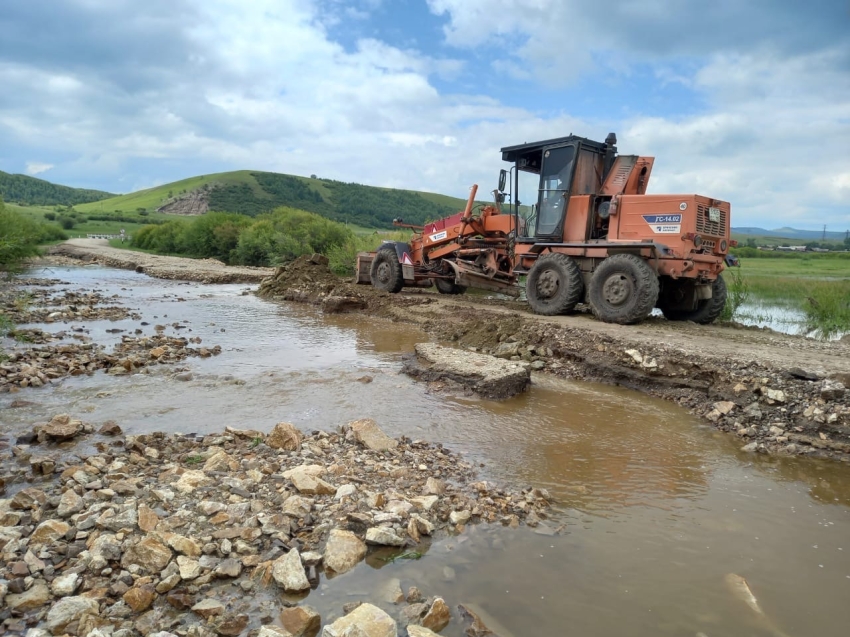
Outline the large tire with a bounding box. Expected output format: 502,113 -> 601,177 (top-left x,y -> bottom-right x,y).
434,277 -> 467,295
526,253 -> 584,315
370,246 -> 404,293
661,275 -> 727,324
588,254 -> 659,324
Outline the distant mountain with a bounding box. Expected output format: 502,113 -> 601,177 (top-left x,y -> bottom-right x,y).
0,171 -> 115,206
733,226 -> 848,241
75,170 -> 479,228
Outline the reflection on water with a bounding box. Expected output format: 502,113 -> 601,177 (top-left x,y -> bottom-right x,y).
4,266 -> 850,636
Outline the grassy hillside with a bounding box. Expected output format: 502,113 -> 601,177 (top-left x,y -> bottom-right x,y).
75,170 -> 489,228
0,171 -> 114,206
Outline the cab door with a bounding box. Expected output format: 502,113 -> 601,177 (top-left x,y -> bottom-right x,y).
535,143 -> 577,240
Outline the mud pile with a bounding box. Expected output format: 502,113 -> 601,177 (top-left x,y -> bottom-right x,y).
0,417 -> 549,636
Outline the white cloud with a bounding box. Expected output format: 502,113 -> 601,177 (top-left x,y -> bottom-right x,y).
25,161 -> 54,175
0,0 -> 847,230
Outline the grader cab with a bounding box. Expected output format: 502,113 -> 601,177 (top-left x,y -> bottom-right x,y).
357,132 -> 733,325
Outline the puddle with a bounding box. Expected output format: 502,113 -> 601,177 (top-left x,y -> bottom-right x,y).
3,266 -> 850,636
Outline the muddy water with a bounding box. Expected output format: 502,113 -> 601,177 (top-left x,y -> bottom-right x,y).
5,266 -> 850,636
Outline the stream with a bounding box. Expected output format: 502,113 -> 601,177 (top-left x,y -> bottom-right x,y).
3,265 -> 850,636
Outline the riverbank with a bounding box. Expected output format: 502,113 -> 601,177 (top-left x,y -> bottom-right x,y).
2,416 -> 535,635
257,256 -> 850,462
43,239 -> 273,284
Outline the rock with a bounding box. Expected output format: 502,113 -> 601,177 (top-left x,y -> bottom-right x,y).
11,487 -> 47,510
407,627 -> 440,637
349,419 -> 398,452
5,580 -> 50,611
175,469 -> 213,494
713,401 -> 736,415
31,518 -> 70,545
820,379 -> 846,401
100,505 -> 138,531
409,496 -> 438,511
399,603 -> 428,627
192,598 -> 225,619
167,533 -> 202,557
268,422 -> 303,451
335,484 -> 357,500
283,495 -> 314,518
741,442 -> 759,452
215,613 -> 250,636
289,467 -> 336,495
57,489 -> 84,517
493,342 -> 521,359
321,602 -> 397,637
406,587 -> 424,604
122,537 -> 173,572
365,526 -> 406,547
376,578 -> 404,605
214,558 -> 243,578
99,421 -> 123,435
765,388 -> 786,403
91,533 -> 123,562
177,555 -> 202,580
423,477 -> 446,495
138,504 -> 159,532
322,295 -> 367,313
273,548 -> 311,592
421,598 -> 451,632
458,603 -> 507,637
51,572 -> 80,597
788,368 -> 820,381
407,343 -> 531,399
280,605 -> 321,637
450,510 -> 471,525
259,627 -> 295,637
46,595 -> 99,634
41,413 -> 84,440
123,585 -> 156,612
323,529 -> 367,574
204,450 -> 239,472
166,592 -> 195,609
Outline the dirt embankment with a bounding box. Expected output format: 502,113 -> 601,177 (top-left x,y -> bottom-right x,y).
258,256 -> 850,462
42,239 -> 273,284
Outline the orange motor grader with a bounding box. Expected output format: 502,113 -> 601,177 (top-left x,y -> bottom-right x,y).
356,133 -> 733,325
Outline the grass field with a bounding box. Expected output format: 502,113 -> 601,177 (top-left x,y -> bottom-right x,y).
7,202 -> 172,236
735,254 -> 850,338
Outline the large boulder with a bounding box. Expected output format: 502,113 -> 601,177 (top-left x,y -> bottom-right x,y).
323,529 -> 367,574
289,467 -> 335,495
365,527 -> 406,547
5,581 -> 50,612
406,343 -> 530,399
268,422 -> 303,451
40,414 -> 84,441
348,419 -> 398,452
321,603 -> 396,637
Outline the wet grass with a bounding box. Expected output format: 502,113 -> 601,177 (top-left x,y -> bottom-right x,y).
736,256 -> 850,338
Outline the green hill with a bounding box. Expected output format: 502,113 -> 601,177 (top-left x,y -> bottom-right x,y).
75,170 -> 489,228
0,171 -> 115,206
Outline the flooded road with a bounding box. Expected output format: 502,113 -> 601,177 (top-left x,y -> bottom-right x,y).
4,265 -> 850,636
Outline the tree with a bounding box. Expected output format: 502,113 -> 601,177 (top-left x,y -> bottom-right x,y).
745,238 -> 757,248
845,236 -> 850,250
0,197 -> 42,275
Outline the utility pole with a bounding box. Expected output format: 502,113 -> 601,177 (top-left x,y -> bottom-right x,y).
822,224 -> 826,241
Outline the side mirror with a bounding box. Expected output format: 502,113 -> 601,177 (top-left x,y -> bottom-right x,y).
498,169 -> 507,193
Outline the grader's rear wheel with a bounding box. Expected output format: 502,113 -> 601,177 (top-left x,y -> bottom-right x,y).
526,253 -> 584,315
661,275 -> 727,324
369,246 -> 404,293
588,254 -> 659,324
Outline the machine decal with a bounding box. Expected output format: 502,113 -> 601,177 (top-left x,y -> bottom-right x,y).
642,214 -> 682,234
401,253 -> 413,265
679,202 -> 688,211
429,231 -> 448,242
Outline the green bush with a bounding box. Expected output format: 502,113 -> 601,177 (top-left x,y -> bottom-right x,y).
58,216 -> 76,229
0,199 -> 43,274
720,266 -> 750,321
804,284 -> 850,340
44,212 -> 56,221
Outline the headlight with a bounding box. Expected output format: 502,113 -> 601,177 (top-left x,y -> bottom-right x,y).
693,235 -> 702,248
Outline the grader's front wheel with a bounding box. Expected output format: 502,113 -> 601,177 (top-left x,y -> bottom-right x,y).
588,254 -> 659,324
369,246 -> 404,293
526,253 -> 584,315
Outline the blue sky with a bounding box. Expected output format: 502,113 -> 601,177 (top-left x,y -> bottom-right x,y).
1,0 -> 849,231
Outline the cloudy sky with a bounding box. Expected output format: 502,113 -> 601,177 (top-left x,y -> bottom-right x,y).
1,0 -> 848,230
